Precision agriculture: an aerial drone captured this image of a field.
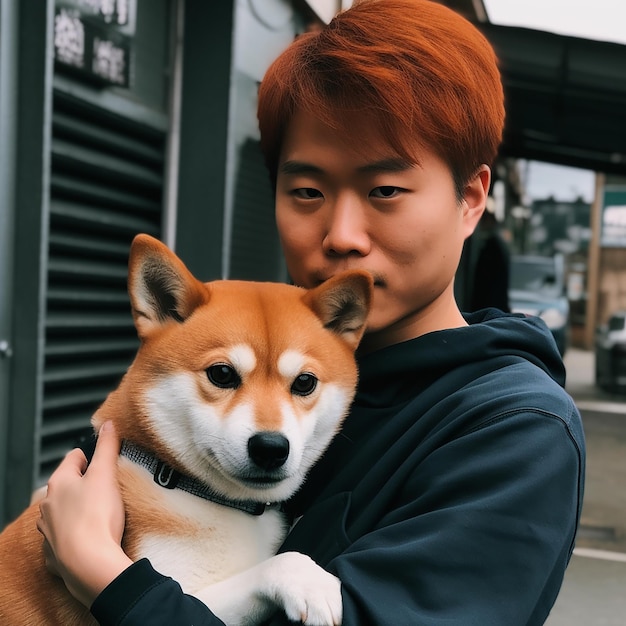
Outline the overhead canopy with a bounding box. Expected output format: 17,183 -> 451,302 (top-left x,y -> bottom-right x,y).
477,23 -> 626,174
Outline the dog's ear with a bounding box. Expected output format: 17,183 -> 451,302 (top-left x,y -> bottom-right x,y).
128,234 -> 209,338
303,270 -> 373,349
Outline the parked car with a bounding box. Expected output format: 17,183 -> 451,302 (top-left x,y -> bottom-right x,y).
595,311 -> 626,393
509,254 -> 569,355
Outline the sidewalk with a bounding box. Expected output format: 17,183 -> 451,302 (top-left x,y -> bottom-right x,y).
545,551 -> 626,626
563,347 -> 626,409
563,348 -> 626,553
546,348 -> 626,624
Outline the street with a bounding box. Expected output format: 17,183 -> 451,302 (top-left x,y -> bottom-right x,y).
545,349 -> 626,625
545,551 -> 626,625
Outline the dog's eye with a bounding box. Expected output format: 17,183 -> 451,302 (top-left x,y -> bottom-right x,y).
291,373 -> 317,396
207,364 -> 241,389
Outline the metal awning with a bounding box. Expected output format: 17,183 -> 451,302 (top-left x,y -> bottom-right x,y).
477,23 -> 626,174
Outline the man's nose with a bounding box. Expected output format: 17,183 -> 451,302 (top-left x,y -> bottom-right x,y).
322,196 -> 371,257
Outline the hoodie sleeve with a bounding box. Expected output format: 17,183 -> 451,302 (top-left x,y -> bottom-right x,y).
90,559 -> 225,626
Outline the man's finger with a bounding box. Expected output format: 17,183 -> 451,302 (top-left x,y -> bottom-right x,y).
39,535 -> 62,578
90,421 -> 121,469
46,449 -> 88,489
30,485 -> 48,505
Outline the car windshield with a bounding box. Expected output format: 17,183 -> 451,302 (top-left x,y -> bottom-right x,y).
510,257 -> 560,295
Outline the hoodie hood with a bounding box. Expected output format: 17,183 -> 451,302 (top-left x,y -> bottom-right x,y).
355,309 -> 565,408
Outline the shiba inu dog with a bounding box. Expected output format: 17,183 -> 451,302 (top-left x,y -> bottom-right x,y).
0,234 -> 372,625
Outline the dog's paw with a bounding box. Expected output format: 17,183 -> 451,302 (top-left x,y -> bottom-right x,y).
261,552 -> 342,626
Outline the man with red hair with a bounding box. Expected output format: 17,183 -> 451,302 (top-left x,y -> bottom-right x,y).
38,1 -> 584,624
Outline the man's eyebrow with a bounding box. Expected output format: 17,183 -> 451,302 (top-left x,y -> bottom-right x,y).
279,160 -> 324,176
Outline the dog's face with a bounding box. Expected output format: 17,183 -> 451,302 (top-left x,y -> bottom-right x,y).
94,235 -> 372,503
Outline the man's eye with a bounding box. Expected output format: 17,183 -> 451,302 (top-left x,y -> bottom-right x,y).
293,188 -> 323,199
370,186 -> 401,198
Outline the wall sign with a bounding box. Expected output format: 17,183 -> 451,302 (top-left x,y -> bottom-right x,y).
600,186 -> 626,248
54,0 -> 135,88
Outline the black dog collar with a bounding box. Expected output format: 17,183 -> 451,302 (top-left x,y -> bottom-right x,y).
79,435 -> 270,516
120,440 -> 270,516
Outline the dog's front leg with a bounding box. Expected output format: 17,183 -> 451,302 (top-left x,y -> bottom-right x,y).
195,551 -> 342,626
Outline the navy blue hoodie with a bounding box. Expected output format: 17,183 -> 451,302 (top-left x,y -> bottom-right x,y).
91,310 -> 585,625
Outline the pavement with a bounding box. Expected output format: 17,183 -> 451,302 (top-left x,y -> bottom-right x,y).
545,348 -> 626,625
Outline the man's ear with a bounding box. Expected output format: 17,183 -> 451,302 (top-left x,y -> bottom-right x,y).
461,164 -> 491,239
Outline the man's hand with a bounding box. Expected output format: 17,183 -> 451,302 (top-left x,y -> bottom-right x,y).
37,421 -> 133,608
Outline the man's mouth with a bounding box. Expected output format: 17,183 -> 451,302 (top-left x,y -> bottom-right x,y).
317,271 -> 384,287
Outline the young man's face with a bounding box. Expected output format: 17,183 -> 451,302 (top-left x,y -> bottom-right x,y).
275,110 -> 488,350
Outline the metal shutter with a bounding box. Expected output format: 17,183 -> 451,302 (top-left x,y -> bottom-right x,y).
229,138 -> 286,281
39,82 -> 166,481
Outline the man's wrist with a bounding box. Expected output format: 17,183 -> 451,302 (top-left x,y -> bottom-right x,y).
67,542 -> 133,608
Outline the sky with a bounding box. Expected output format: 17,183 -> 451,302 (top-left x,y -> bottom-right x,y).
482,0 -> 626,202
482,0 -> 626,46
519,161 -> 595,204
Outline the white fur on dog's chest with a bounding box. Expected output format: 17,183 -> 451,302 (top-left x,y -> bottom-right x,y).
124,462 -> 287,595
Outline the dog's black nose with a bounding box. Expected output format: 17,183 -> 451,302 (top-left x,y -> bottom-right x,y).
248,432 -> 290,471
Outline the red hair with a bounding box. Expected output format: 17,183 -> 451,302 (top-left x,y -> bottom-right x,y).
257,0 -> 504,195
